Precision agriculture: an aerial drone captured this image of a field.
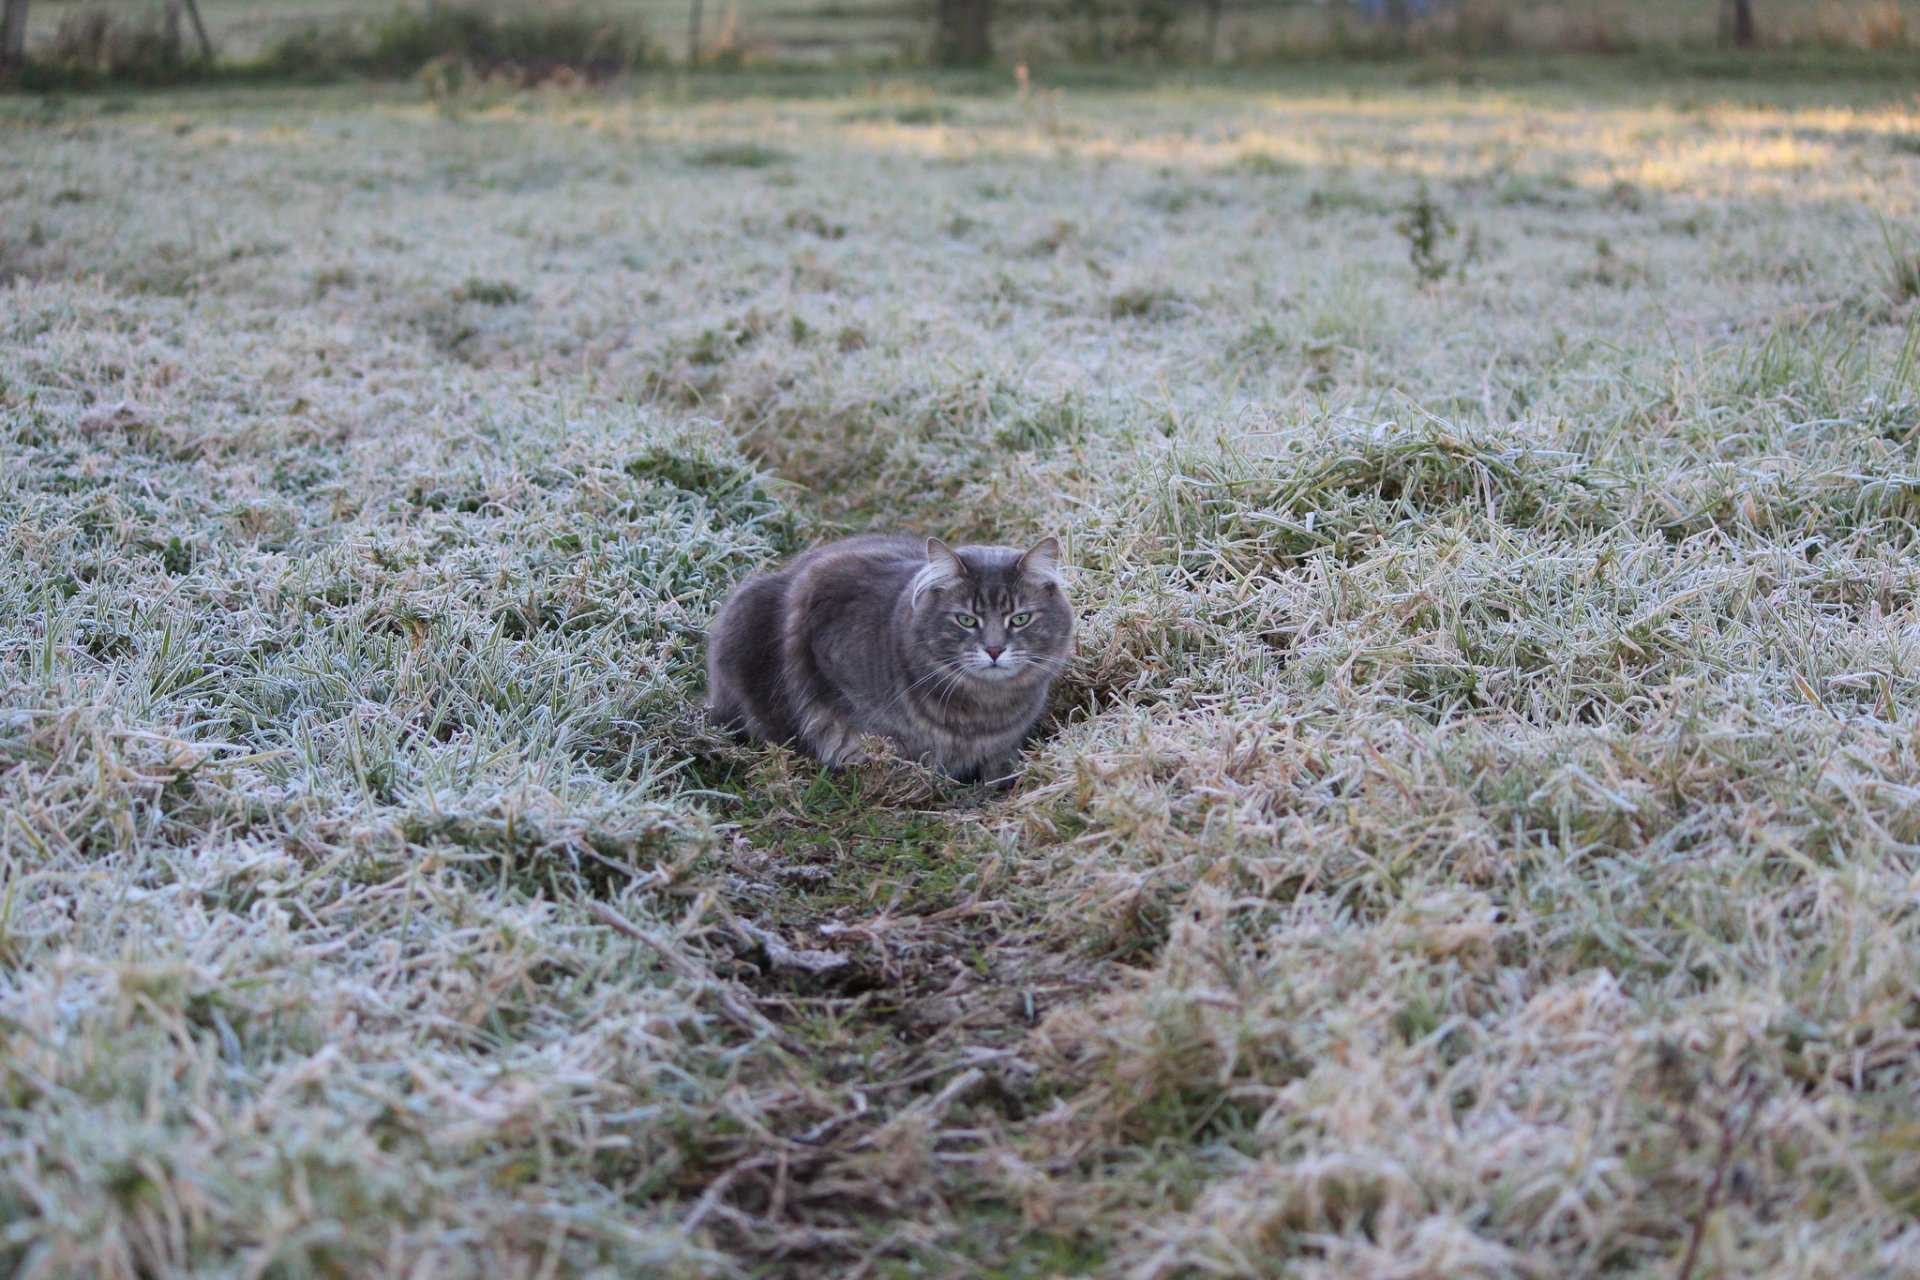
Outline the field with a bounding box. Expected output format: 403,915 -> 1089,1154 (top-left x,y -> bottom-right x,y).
7,58 -> 1920,1279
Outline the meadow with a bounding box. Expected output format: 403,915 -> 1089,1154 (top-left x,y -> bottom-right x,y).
6,56 -> 1920,1279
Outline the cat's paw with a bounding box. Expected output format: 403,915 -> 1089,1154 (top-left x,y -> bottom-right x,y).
804,721 -> 868,768
978,759 -> 1022,790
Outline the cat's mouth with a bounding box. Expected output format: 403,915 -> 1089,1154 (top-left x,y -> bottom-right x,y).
967,655 -> 1031,681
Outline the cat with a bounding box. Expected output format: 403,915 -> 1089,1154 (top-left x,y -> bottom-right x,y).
705,534 -> 1073,784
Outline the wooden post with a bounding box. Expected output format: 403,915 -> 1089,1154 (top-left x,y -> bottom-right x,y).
0,0 -> 27,70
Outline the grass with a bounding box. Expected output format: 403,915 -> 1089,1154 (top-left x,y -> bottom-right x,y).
6,60 -> 1920,1278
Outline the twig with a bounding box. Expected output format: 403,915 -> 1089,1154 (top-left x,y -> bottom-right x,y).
586,900 -> 796,1051
1676,1080 -> 1763,1280
680,1155 -> 773,1233
852,1067 -> 986,1151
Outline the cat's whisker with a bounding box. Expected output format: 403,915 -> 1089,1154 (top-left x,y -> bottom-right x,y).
929,663 -> 973,708
877,655 -> 974,715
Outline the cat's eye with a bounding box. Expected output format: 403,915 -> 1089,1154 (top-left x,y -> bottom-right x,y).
954,612 -> 978,628
1008,612 -> 1033,628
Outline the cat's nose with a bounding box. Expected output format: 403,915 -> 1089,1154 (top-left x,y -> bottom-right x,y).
984,645 -> 1005,661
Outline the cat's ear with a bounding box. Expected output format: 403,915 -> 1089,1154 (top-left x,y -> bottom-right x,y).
1018,535 -> 1063,585
926,537 -> 966,576
913,537 -> 967,606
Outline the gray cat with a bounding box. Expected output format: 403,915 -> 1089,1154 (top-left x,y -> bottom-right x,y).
706,534 -> 1073,784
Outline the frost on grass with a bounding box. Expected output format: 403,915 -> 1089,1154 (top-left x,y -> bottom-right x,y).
5,72 -> 1920,1278
0,270 -> 799,1273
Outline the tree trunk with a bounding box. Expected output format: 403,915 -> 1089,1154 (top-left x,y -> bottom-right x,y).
1203,0 -> 1221,62
1725,0 -> 1756,46
934,0 -> 991,66
687,0 -> 703,64
0,0 -> 27,70
182,0 -> 214,60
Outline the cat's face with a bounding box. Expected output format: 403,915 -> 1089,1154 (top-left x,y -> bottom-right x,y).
908,537 -> 1074,686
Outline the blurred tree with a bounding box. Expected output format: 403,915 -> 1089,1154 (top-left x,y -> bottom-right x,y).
935,0 -> 992,64
687,0 -> 702,64
1,0 -> 27,69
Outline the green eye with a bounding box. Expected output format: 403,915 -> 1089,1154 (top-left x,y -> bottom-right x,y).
1008,612 -> 1033,628
955,613 -> 978,628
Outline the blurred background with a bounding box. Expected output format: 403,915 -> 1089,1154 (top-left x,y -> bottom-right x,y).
3,0 -> 1915,86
